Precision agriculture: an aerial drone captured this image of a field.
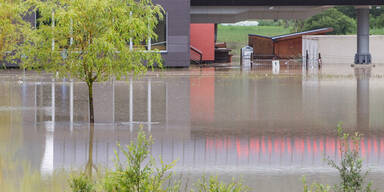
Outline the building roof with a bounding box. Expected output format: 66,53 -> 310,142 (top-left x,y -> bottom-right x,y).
249,28 -> 334,41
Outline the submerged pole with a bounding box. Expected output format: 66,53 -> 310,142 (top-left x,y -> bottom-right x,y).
355,7 -> 371,64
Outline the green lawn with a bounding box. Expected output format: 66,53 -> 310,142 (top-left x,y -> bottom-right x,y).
216,25 -> 292,61
371,28 -> 384,35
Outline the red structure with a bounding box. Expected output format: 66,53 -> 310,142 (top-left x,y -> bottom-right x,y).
248,28 -> 333,59
190,24 -> 215,62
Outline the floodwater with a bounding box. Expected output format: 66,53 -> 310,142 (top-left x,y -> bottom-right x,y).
2,63 -> 384,191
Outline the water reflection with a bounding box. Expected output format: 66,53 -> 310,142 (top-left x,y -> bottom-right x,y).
356,66 -> 371,131
1,65 -> 384,191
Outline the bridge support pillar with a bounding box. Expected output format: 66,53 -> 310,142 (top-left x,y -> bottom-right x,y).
355,7 -> 371,64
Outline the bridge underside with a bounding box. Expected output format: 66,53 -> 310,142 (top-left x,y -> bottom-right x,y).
191,6 -> 332,23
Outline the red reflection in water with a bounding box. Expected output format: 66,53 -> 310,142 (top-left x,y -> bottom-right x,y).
381,139 -> 384,154
216,139 -> 223,151
294,138 -> 304,154
274,138 -> 280,153
236,139 -> 249,158
204,135 -> 384,161
268,138 -> 272,154
319,139 -> 324,153
250,138 -> 259,154
287,138 -> 292,153
262,136 -> 266,154
313,139 -> 318,153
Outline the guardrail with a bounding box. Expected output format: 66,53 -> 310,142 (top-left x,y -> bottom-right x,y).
190,45 -> 203,65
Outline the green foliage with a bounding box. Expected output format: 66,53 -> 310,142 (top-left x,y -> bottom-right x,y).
0,0 -> 29,63
372,14 -> 384,29
69,129 -> 178,192
69,174 -> 95,192
69,129 -> 249,192
193,176 -> 248,192
102,129 -> 177,192
335,6 -> 356,19
16,0 -> 164,123
301,8 -> 356,35
327,123 -> 375,192
17,0 -> 164,83
257,20 -> 282,27
302,176 -> 331,192
370,27 -> 384,35
369,6 -> 384,18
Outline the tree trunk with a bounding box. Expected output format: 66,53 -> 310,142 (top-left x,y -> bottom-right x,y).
86,123 -> 94,177
86,82 -> 95,177
88,82 -> 95,124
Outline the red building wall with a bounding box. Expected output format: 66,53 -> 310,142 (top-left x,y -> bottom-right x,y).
190,24 -> 215,62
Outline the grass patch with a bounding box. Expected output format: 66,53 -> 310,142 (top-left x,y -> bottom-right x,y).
371,28 -> 384,35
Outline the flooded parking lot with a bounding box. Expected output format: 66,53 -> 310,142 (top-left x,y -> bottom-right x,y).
2,64 -> 384,191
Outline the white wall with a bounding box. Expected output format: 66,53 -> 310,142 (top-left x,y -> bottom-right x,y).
303,35 -> 384,64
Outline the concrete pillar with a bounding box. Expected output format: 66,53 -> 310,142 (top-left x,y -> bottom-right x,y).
355,7 -> 371,64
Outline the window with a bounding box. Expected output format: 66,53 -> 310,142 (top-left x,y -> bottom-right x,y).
151,14 -> 167,51
135,14 -> 167,52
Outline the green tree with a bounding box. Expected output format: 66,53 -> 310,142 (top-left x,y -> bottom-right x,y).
0,0 -> 28,64
301,8 -> 356,35
335,6 -> 356,19
373,14 -> 384,28
16,0 -> 164,124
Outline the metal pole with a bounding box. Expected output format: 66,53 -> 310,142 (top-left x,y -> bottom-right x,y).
355,7 -> 371,64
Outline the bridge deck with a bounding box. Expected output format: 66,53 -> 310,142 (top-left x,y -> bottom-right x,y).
191,0 -> 384,6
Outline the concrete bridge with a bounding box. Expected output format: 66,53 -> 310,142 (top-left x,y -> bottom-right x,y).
191,0 -> 384,64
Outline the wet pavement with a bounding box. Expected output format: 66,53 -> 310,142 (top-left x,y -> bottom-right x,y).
1,64 -> 384,191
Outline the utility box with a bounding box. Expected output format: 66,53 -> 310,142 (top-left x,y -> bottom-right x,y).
241,46 -> 253,68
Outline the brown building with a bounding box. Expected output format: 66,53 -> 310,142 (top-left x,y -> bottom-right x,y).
248,28 -> 333,59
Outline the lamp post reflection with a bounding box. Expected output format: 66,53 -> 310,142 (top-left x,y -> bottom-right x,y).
41,79 -> 56,175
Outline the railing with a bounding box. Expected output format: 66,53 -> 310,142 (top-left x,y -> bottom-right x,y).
190,45 -> 203,64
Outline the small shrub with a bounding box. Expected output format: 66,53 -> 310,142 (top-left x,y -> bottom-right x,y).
69,174 -> 94,192
102,128 -> 177,192
302,176 -> 331,192
303,123 -> 376,192
327,123 -> 375,192
193,176 -> 249,192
